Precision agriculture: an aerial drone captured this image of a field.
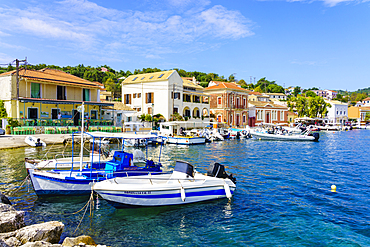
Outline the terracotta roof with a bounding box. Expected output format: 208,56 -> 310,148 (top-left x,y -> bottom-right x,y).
287,111 -> 297,116
0,68 -> 102,88
362,97 -> 370,101
359,107 -> 370,111
205,82 -> 249,92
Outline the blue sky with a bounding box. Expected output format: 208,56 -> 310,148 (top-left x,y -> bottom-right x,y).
0,0 -> 369,91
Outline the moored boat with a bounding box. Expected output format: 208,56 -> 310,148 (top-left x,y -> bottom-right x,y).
93,161 -> 236,207
250,126 -> 319,141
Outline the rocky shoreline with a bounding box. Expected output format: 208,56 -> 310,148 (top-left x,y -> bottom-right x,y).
0,193 -> 107,247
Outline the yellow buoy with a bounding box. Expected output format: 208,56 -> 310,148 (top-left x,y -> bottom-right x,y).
331,184 -> 336,192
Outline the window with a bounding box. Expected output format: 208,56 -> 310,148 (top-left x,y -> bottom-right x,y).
132,77 -> 138,81
243,115 -> 246,123
91,110 -> 98,119
217,115 -> 222,122
149,76 -> 154,79
141,77 -> 145,80
257,110 -> 263,121
148,107 -> 152,114
243,98 -> 246,107
236,98 -> 240,108
193,95 -> 200,103
280,111 -> 284,121
57,86 -> 66,100
173,107 -> 178,113
272,110 -> 277,121
146,92 -> 154,103
133,93 -> 137,98
217,97 -> 222,105
83,89 -> 90,101
158,74 -> 164,78
124,94 -> 131,104
172,92 -> 180,99
138,93 -> 141,98
31,83 -> 41,98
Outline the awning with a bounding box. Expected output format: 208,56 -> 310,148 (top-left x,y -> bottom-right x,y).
18,97 -> 114,107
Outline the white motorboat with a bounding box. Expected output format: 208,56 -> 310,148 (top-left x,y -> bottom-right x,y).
250,127 -> 319,141
25,136 -> 46,147
124,138 -> 147,147
93,161 -> 236,207
166,136 -> 206,145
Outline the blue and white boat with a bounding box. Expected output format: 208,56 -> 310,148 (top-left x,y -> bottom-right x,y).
92,161 -> 236,207
25,104 -> 163,196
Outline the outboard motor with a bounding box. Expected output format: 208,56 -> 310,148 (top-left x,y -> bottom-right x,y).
312,132 -> 319,142
35,138 -> 42,147
207,163 -> 236,184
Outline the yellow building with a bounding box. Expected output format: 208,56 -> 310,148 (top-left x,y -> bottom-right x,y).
348,106 -> 370,124
0,68 -> 113,126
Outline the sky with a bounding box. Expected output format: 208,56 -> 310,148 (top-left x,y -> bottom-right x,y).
0,0 -> 369,91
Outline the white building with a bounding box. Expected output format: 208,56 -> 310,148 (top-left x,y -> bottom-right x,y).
121,70 -> 210,121
264,93 -> 287,101
324,90 -> 338,100
325,100 -> 348,124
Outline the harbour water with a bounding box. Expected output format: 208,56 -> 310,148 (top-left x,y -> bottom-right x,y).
1,130 -> 370,246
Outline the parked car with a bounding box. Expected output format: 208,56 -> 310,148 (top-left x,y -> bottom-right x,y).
0,128 -> 5,135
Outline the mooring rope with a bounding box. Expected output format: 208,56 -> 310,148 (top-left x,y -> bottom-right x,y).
5,174 -> 30,196
72,190 -> 94,235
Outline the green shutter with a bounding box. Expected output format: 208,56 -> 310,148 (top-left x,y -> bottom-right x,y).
31,83 -> 40,98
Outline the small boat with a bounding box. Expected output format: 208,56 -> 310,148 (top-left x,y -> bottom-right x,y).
25,136 -> 46,147
166,136 -> 206,145
250,125 -> 319,142
124,138 -> 147,147
93,161 -> 236,207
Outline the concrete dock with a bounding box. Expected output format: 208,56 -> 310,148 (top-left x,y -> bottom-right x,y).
0,134 -> 71,150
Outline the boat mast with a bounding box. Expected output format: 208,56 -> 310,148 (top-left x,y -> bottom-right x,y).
80,102 -> 85,172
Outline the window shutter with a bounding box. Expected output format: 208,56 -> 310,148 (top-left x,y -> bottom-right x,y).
129,94 -> 132,104
151,93 -> 154,103
145,93 -> 148,103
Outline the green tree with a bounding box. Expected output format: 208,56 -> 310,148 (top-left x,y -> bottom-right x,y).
254,85 -> 263,93
0,100 -> 7,118
293,86 -> 301,97
305,90 -> 316,97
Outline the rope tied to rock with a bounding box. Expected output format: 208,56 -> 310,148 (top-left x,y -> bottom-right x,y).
72,190 -> 94,235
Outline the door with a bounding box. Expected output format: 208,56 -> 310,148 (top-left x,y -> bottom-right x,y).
72,110 -> 80,126
28,108 -> 38,119
266,113 -> 270,123
51,109 -> 59,119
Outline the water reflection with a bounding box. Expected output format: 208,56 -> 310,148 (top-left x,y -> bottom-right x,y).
1,131 -> 370,246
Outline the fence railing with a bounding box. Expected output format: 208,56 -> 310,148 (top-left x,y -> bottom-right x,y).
13,118 -> 114,127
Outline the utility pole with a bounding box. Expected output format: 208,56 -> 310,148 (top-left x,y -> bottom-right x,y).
15,58 -> 27,100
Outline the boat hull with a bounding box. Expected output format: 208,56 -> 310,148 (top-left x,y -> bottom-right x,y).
93,173 -> 236,207
251,131 -> 318,141
166,136 -> 206,145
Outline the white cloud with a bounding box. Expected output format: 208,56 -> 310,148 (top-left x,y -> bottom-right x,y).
286,0 -> 370,6
0,0 -> 254,59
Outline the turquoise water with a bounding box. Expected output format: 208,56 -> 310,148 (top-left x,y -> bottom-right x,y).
1,130 -> 370,246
